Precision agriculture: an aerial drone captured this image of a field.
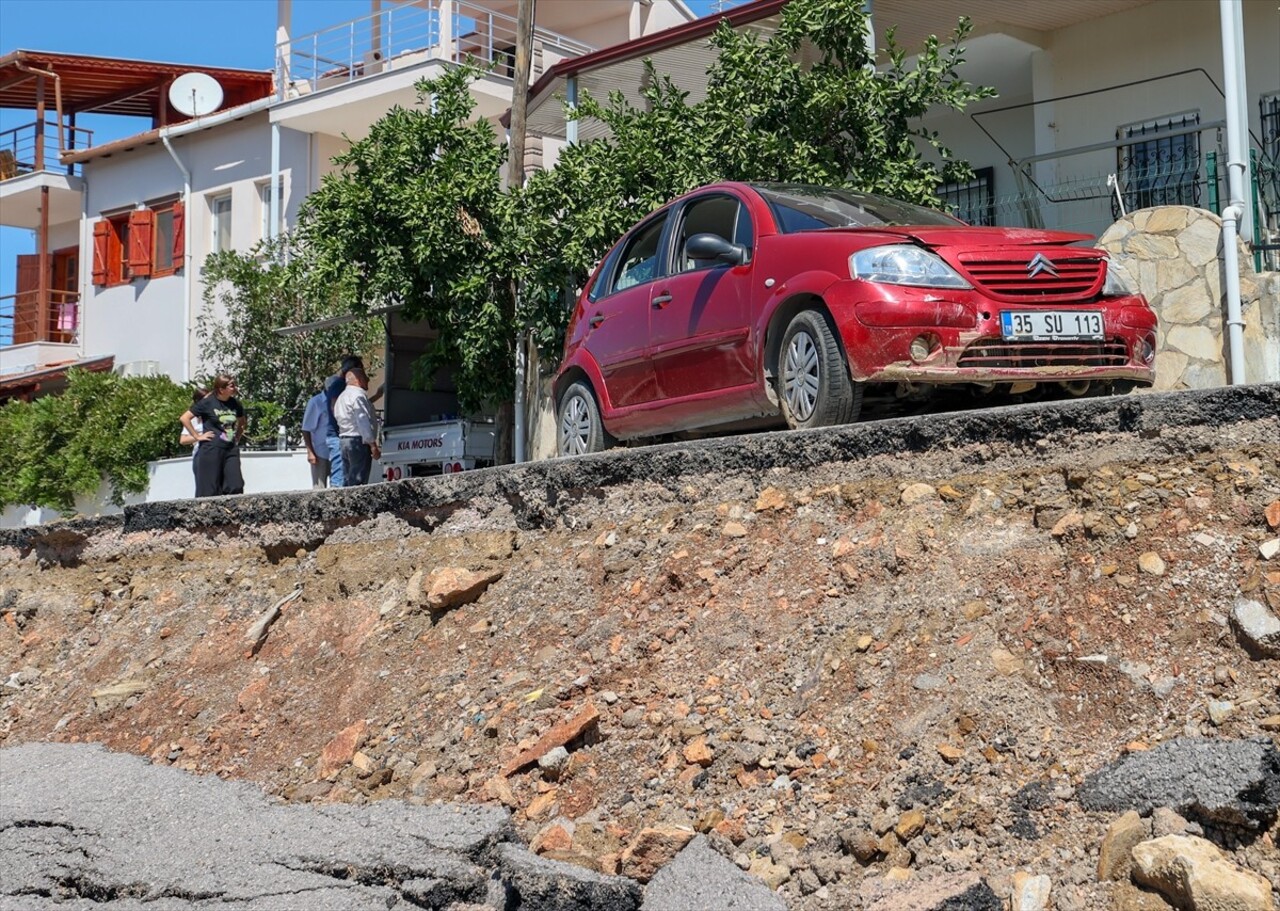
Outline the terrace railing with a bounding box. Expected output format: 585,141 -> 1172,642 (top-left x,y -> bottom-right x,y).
0,121 -> 93,180
0,289 -> 80,348
276,0 -> 593,99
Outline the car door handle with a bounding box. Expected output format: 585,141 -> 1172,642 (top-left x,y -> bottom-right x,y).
589,314 -> 605,328
652,293 -> 673,309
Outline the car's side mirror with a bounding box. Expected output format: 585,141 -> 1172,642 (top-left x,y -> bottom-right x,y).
685,233 -> 749,266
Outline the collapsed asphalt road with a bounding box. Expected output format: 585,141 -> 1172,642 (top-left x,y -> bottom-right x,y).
0,742 -> 784,910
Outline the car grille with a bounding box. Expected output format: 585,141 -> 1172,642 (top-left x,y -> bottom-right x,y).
957,338 -> 1130,369
958,252 -> 1104,301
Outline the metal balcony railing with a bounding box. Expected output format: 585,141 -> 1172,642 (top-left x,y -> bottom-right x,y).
0,289 -> 80,348
0,121 -> 94,180
276,0 -> 593,99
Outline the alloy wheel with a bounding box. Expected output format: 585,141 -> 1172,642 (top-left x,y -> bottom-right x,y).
782,330 -> 820,422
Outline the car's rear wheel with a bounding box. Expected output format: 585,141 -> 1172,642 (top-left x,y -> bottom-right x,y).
777,310 -> 862,430
557,381 -> 614,456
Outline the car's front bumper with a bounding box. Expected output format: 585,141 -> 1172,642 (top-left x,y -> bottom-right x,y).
824,281 -> 1157,387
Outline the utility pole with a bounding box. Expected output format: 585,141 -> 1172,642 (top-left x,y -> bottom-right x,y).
506,0 -> 536,463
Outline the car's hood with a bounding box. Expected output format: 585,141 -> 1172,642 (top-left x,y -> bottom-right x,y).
837,226 -> 1096,248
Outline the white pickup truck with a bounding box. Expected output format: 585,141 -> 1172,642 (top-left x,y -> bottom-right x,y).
378,418 -> 496,480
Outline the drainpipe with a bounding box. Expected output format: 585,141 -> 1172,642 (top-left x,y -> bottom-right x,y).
161,133 -> 192,381
270,123 -> 282,243
1218,0 -> 1247,385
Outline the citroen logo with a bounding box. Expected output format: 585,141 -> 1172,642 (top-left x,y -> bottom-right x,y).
1027,253 -> 1059,279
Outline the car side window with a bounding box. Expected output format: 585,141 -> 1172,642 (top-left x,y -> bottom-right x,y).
675,195 -> 752,273
612,216 -> 666,293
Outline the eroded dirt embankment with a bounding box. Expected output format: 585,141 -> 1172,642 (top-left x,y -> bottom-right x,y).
2,385 -> 1279,911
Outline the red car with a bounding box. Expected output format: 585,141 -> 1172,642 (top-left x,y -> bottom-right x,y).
554,183 -> 1157,455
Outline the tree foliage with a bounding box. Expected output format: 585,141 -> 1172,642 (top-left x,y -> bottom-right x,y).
198,236 -> 383,440
294,65 -> 516,415
0,370 -> 194,512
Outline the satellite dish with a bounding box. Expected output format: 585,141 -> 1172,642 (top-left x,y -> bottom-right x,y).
169,72 -> 224,118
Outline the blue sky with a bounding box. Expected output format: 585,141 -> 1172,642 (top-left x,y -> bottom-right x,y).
0,0 -> 736,311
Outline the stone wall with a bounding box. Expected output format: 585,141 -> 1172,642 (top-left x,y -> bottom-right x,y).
1099,207 -> 1279,390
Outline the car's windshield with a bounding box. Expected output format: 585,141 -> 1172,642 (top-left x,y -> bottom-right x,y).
753,184 -> 963,232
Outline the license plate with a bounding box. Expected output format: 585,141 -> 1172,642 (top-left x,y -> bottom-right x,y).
1001,310 -> 1104,341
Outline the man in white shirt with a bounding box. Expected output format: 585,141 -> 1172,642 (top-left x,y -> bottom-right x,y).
333,368 -> 381,486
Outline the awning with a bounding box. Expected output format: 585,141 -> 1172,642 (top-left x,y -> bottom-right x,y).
0,354 -> 115,403
0,50 -> 273,121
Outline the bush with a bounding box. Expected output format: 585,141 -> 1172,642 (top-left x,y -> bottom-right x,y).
0,370 -> 196,513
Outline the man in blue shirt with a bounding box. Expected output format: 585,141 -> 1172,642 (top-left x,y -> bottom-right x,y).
300,383 -> 333,489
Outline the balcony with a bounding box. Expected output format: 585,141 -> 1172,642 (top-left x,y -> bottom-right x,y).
0,289 -> 78,344
0,121 -> 91,230
273,0 -> 594,138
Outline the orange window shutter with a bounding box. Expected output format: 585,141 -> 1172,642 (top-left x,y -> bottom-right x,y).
91,220 -> 110,285
171,200 -> 185,269
128,209 -> 154,278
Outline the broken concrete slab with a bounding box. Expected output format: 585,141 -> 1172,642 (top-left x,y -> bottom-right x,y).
641,835 -> 785,911
498,843 -> 643,911
1078,737 -> 1280,830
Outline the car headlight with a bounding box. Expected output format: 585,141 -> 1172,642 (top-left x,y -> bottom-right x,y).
1102,260 -> 1136,296
850,245 -> 971,289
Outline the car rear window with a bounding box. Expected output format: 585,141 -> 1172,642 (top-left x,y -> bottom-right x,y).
754,184 -> 962,232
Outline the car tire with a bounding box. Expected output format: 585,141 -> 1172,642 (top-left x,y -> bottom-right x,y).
777,310 -> 863,430
557,381 -> 614,456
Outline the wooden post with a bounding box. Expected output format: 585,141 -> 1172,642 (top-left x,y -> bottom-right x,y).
38,186 -> 50,341
34,74 -> 46,169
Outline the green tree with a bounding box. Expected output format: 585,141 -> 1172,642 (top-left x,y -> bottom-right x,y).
294,65 -> 516,418
0,370 -> 194,512
517,0 -> 994,340
198,235 -> 383,444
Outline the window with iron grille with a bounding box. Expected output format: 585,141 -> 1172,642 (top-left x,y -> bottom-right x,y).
1116,112 -> 1201,213
937,167 -> 995,226
1262,92 -> 1279,163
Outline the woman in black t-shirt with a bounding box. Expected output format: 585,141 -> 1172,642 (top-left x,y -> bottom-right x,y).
180,374 -> 247,498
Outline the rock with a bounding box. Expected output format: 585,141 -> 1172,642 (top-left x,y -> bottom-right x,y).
620,826 -> 695,883
1138,552 -> 1167,576
1265,500 -> 1280,530
1230,598 -> 1280,658
538,746 -> 571,780
864,872 -> 1003,911
990,648 -> 1023,676
894,809 -> 926,841
1207,700 -> 1235,726
723,521 -> 749,538
531,819 -> 575,854
1260,538 -> 1280,560
754,488 -> 788,512
317,719 -> 368,779
748,855 -> 790,890
499,844 -> 642,911
641,835 -> 785,911
1011,872 -> 1051,911
1078,737 -> 1280,830
501,703 -> 600,777
841,828 -> 882,863
901,483 -> 937,506
415,567 -> 503,614
682,737 -> 714,767
937,743 -> 964,765
1098,810 -> 1150,881
1132,835 -> 1274,911
1150,807 -> 1189,838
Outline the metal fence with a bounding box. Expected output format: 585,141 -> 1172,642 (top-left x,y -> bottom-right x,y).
277,0 -> 593,98
0,290 -> 80,348
0,121 -> 93,179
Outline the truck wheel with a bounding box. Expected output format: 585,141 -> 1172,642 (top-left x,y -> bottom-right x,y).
557,381 -> 614,456
777,309 -> 862,430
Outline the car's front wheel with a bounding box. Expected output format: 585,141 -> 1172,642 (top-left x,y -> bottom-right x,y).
777,309 -> 862,430
557,381 -> 614,456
